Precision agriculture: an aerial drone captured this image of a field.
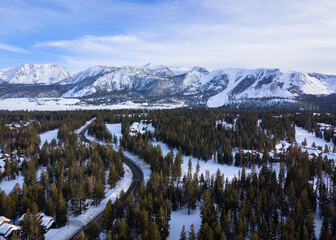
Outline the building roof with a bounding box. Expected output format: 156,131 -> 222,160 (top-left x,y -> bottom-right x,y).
0,223 -> 20,236
19,213 -> 55,229
0,217 -> 10,226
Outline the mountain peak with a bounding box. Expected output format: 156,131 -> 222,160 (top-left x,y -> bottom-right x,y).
0,63 -> 71,85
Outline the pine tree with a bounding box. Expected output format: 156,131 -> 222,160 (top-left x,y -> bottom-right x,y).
188,224 -> 196,240
93,178 -> 105,206
20,208 -> 32,240
45,197 -> 55,217
113,218 -> 129,240
102,200 -> 114,230
30,203 -> 44,240
180,225 -> 187,240
55,191 -> 67,227
148,221 -> 161,240
76,232 -> 88,240
9,232 -> 19,240
84,221 -> 100,240
198,222 -> 214,240
108,163 -> 117,188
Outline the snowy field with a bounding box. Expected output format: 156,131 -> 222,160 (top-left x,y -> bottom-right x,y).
0,98 -> 183,111
295,126 -> 336,160
168,207 -> 202,240
39,129 -> 59,147
106,123 -> 123,145
0,168 -> 45,194
45,164 -> 132,240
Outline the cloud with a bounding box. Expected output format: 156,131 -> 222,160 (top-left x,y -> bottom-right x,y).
0,43 -> 29,54
3,0 -> 336,74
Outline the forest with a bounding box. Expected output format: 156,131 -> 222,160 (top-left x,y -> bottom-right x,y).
0,109 -> 335,240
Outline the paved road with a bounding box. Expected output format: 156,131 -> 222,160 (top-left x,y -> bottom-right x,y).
68,122 -> 144,239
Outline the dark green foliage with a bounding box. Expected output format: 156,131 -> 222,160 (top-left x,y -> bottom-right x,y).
84,221 -> 100,240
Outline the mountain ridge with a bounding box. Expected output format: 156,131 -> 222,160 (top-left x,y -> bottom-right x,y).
0,63 -> 336,110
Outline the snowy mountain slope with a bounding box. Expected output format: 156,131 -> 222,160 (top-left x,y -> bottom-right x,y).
207,68 -> 336,107
0,63 -> 336,109
0,64 -> 71,85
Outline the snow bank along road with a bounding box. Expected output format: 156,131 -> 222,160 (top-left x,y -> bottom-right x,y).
68,122 -> 144,240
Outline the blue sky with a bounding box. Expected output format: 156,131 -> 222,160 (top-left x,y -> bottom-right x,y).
1,0 -> 336,73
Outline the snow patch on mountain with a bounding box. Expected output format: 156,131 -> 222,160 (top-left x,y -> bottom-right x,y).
0,64 -> 71,85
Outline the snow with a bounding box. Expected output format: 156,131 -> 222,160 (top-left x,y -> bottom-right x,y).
45,164 -> 132,240
0,168 -> 45,194
39,129 -> 59,147
153,140 -> 250,180
0,64 -> 71,85
168,206 -> 202,240
0,175 -> 23,194
0,98 -> 184,111
295,126 -> 335,159
129,121 -> 155,136
106,123 -> 123,145
207,68 -> 336,108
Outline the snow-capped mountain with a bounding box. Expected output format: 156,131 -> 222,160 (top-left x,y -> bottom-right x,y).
0,64 -> 71,85
0,63 -> 336,110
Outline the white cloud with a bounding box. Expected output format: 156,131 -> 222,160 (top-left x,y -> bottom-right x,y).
29,0 -> 336,74
0,43 -> 28,54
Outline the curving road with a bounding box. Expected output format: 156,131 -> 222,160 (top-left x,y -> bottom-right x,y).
68,121 -> 144,240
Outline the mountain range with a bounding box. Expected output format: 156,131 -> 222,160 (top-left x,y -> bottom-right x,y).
0,63 -> 336,110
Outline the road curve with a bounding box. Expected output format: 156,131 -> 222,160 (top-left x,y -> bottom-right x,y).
68,121 -> 144,240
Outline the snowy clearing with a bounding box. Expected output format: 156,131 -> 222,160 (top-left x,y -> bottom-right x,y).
0,98 -> 183,111
295,126 -> 336,160
0,168 -> 45,194
39,129 -> 59,147
168,206 -> 202,240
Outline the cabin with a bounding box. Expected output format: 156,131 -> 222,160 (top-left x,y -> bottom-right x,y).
0,217 -> 20,239
19,213 -> 55,232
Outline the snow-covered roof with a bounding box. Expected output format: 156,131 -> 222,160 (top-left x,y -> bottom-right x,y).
0,223 -> 20,237
0,217 -> 10,226
39,213 -> 55,229
19,213 -> 55,229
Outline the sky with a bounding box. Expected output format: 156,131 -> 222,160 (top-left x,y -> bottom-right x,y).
1,0 -> 336,74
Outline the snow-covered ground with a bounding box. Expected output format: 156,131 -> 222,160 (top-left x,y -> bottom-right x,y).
0,98 -> 183,111
45,164 -> 132,240
39,129 -> 59,147
129,121 -> 155,136
295,126 -> 336,160
295,126 -> 334,150
0,167 -> 45,194
153,140 -> 250,181
168,206 -> 202,240
106,123 -> 123,145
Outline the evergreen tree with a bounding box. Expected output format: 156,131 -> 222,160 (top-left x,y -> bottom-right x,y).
84,221 -> 100,240
20,208 -> 32,240
56,191 -> 67,227
108,163 -> 117,188
188,224 -> 196,240
102,200 -> 114,230
180,225 -> 187,240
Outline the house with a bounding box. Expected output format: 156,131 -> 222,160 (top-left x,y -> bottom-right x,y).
19,213 -> 55,231
39,213 -> 55,230
0,217 -> 20,239
0,218 -> 10,226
